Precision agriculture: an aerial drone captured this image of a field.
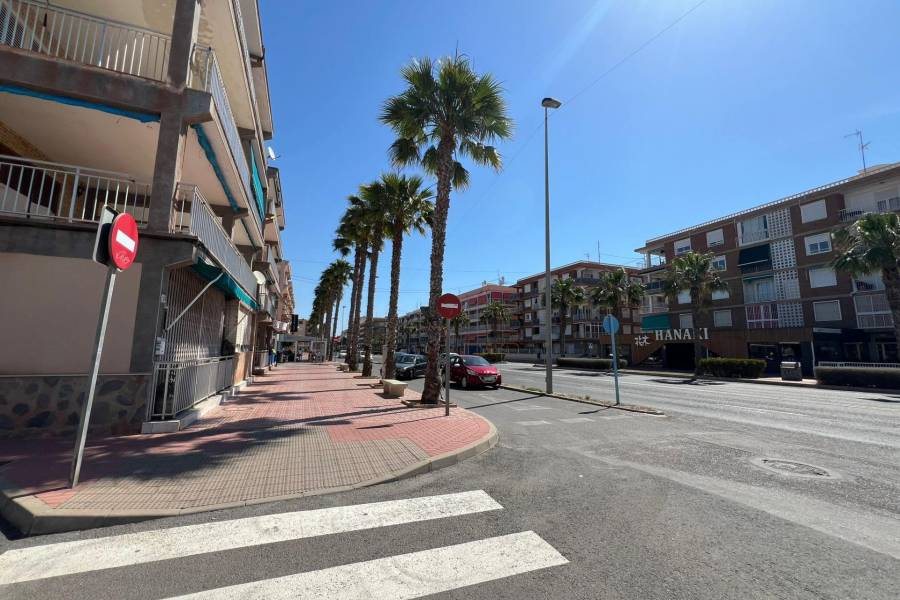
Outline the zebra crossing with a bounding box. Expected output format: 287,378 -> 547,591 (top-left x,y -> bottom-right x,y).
0,490 -> 567,599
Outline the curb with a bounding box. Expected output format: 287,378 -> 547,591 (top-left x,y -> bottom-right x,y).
498,384 -> 665,415
0,420 -> 499,537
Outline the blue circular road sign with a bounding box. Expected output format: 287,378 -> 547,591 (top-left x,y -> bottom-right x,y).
602,314 -> 620,335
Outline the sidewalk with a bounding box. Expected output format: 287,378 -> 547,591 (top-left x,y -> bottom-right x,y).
0,363 -> 497,535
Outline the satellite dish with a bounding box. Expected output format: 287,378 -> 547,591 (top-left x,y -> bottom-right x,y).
267,147 -> 279,161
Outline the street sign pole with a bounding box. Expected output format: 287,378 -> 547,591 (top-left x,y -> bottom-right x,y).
611,326 -> 621,406
445,318 -> 451,416
69,264 -> 117,488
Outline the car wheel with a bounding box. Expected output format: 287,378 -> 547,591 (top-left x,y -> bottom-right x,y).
461,376 -> 469,390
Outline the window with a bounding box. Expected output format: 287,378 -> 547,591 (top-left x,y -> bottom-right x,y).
711,255 -> 726,271
679,313 -> 694,329
712,288 -> 730,300
706,228 -> 725,247
675,238 -> 692,255
713,310 -> 732,327
805,233 -> 832,255
524,312 -> 532,322
677,290 -> 691,304
800,199 -> 827,223
809,266 -> 837,288
743,277 -> 775,304
740,215 -> 768,244
813,300 -> 842,322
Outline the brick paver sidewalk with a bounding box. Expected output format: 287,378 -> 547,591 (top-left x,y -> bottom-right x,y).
0,363 -> 495,530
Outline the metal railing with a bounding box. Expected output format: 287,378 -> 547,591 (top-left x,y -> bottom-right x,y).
148,356 -> 235,420
819,361 -> 900,368
173,184 -> 257,297
1,0 -> 170,81
0,154 -> 150,224
857,313 -> 893,329
839,201 -> 900,222
188,45 -> 257,222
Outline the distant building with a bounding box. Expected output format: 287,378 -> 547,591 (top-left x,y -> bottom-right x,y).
453,284 -> 519,354
634,163 -> 900,374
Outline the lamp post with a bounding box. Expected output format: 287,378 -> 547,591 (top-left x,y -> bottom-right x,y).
542,97 -> 561,393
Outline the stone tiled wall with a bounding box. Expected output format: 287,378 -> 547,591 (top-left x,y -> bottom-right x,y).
0,374 -> 149,439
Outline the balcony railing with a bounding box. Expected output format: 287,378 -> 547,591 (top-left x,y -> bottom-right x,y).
644,280 -> 665,293
0,154 -> 150,224
1,0 -> 171,81
745,303 -> 779,329
173,184 -> 257,297
189,45 -> 257,225
840,199 -> 900,222
858,313 -> 893,329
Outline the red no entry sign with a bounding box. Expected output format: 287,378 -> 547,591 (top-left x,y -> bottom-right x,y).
108,213 -> 139,270
437,293 -> 462,319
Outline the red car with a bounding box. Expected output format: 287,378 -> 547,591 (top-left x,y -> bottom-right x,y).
450,355 -> 502,389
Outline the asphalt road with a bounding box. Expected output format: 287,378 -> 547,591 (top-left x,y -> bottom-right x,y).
2,359 -> 899,599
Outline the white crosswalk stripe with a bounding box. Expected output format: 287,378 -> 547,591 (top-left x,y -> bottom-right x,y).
166,531 -> 568,599
0,490 -> 569,599
0,490 -> 502,585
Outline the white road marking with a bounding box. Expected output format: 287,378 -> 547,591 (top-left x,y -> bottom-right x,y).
0,491 -> 502,585
167,531 -> 568,599
559,417 -> 594,423
515,420 -> 551,426
511,405 -> 552,411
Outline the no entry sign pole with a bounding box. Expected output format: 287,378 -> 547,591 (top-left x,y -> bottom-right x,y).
603,314 -> 621,406
437,293 -> 462,417
70,209 -> 139,488
69,264 -> 117,488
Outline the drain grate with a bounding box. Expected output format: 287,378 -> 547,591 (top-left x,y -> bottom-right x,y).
753,458 -> 832,478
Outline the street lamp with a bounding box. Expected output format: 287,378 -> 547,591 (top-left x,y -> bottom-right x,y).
542,96 -> 561,393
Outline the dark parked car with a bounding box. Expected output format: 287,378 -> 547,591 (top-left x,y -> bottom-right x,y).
395,353 -> 427,380
450,355 -> 502,389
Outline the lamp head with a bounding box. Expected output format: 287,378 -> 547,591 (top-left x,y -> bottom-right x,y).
541,97 -> 562,109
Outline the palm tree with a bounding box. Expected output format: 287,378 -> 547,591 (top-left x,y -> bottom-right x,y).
480,300 -> 511,352
378,173 -> 434,380
664,251 -> 728,376
334,195 -> 370,371
551,278 -> 585,357
327,260 -> 353,360
832,212 -> 900,345
358,182 -> 389,377
381,55 -> 513,403
589,268 -> 645,355
450,312 -> 467,353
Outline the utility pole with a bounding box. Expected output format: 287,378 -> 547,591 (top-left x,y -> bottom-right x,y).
541,97 -> 561,393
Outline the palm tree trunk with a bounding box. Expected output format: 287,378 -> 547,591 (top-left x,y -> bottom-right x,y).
691,289 -> 703,378
344,253 -> 360,364
348,246 -> 366,370
422,136 -> 454,403
329,288 -> 343,361
559,306 -> 567,357
361,245 -> 380,377
383,227 -> 404,380
323,300 -> 334,362
882,267 -> 900,347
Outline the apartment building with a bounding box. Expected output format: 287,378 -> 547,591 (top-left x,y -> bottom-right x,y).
516,261 -> 641,360
451,284 -> 519,353
398,307 -> 428,353
635,163 -> 900,374
0,0 -> 292,437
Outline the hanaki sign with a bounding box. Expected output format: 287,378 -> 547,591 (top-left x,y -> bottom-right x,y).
436,293 -> 462,319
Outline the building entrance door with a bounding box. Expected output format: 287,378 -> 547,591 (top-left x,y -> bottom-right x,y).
664,343 -> 695,370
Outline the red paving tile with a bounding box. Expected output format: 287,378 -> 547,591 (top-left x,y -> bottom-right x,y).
0,363 -> 494,513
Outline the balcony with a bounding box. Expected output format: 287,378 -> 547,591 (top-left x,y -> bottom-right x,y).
739,229 -> 770,246
853,274 -> 885,292
644,280 -> 665,293
840,198 -> 900,222
1,0 -> 172,82
855,294 -> 893,329
745,303 -> 779,329
172,184 -> 257,298
0,154 -> 150,224
188,45 -> 263,233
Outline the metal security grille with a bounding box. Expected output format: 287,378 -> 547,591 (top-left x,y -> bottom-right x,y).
162,267 -> 225,362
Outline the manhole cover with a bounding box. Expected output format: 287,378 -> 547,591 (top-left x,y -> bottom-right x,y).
753,458 -> 832,478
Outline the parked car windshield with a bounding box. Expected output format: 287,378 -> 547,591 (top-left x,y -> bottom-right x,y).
396,354 -> 415,364
462,356 -> 490,366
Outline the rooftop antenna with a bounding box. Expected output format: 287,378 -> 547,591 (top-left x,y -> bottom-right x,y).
844,130 -> 870,174
267,146 -> 280,161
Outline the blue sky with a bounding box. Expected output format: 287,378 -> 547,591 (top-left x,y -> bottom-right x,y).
261,0 -> 900,328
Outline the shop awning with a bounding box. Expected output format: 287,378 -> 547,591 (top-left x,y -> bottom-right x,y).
641,314 -> 671,331
192,260 -> 259,310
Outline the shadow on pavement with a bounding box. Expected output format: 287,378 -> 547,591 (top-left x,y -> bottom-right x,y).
466,394 -> 545,410
649,378 -> 726,386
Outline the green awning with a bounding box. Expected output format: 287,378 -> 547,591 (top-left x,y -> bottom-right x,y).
641,314 -> 671,330
192,261 -> 259,310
